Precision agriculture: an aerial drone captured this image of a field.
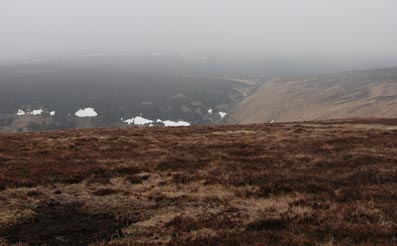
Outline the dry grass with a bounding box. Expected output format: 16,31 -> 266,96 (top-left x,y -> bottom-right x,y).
228,67 -> 397,124
0,120 -> 396,245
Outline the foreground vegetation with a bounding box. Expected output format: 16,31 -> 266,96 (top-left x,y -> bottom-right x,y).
0,119 -> 396,245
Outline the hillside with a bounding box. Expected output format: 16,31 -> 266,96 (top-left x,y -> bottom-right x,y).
0,120 -> 396,245
228,67 -> 397,124
0,55 -> 261,132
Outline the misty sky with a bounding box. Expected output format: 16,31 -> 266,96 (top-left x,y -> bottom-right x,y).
1,0 -> 397,60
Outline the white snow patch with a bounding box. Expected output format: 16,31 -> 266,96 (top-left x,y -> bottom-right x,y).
208,109 -> 213,113
31,109 -> 43,115
134,116 -> 154,125
219,112 -> 227,118
75,108 -> 98,117
123,118 -> 134,125
123,116 -> 153,125
50,111 -> 56,116
122,117 -> 190,127
157,119 -> 190,127
17,109 -> 26,116
17,109 -> 45,116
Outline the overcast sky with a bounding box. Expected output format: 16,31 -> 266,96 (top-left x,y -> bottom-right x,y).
1,0 -> 397,60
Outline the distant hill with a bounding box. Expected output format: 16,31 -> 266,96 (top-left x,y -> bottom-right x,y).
228,67 -> 397,124
0,55 -> 261,132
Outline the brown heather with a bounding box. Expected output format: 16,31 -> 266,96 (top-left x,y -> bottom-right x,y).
0,119 -> 396,245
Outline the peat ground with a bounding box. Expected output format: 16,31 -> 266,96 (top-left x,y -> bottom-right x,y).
0,119 -> 396,245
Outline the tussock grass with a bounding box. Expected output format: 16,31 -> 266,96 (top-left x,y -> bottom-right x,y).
0,120 -> 396,245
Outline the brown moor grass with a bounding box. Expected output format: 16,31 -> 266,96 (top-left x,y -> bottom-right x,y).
0,120 -> 396,245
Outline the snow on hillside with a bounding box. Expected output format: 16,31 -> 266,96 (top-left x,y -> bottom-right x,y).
122,116 -> 190,127
75,108 -> 98,117
123,116 -> 154,126
17,109 -> 26,116
31,109 -> 43,115
157,119 -> 190,127
219,112 -> 227,118
16,109 -> 44,116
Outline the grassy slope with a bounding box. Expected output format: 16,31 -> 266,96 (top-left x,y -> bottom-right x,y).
0,120 -> 396,245
228,67 -> 397,124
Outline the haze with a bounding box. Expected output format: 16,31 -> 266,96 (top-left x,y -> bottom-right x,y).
1,0 -> 397,63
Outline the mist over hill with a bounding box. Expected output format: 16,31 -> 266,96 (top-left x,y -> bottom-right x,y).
1,1 -> 397,245
4,52 -> 395,131
0,53 -> 259,131
2,54 -> 397,131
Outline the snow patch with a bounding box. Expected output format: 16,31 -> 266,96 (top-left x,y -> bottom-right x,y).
157,119 -> 190,127
123,118 -> 134,125
208,109 -> 213,113
75,108 -> 98,117
17,109 -> 26,116
31,109 -> 43,115
17,109 -> 44,116
122,116 -> 190,127
133,116 -> 154,125
219,112 -> 227,118
50,111 -> 56,116
123,116 -> 153,125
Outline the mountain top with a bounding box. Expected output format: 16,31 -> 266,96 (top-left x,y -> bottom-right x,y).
0,120 -> 396,245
